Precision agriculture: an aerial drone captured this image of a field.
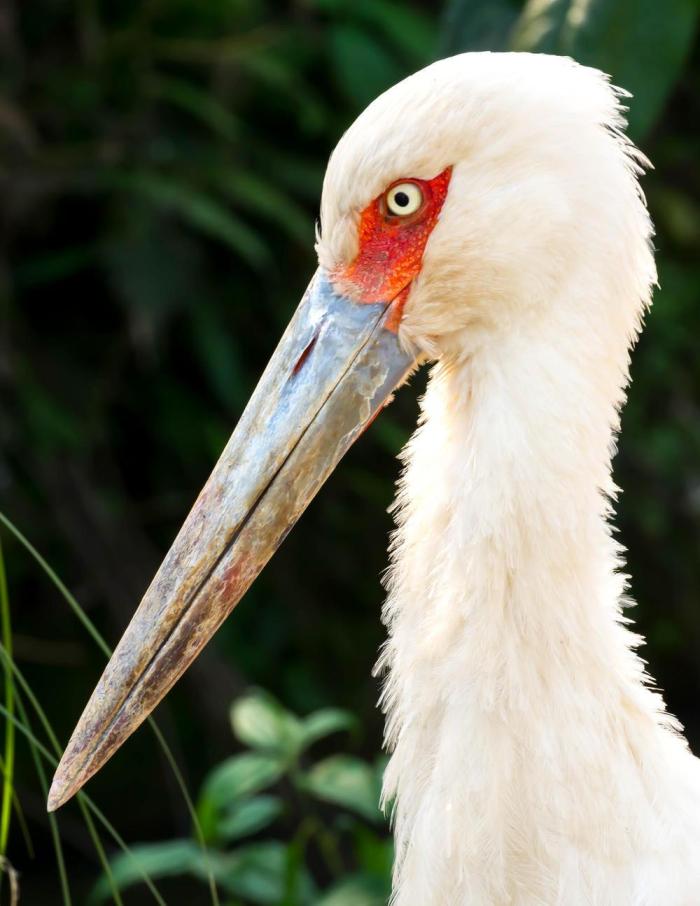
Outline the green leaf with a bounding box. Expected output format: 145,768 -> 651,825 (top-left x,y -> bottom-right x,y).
91,839 -> 202,900
190,303 -> 251,411
651,186 -> 700,248
213,170 -> 312,245
149,75 -> 241,142
236,51 -> 327,130
152,31 -> 284,66
217,796 -> 283,842
299,708 -> 356,750
199,753 -> 286,813
316,875 -> 387,906
218,841 -> 315,904
371,415 -> 411,456
102,170 -> 271,268
249,145 -> 324,201
19,380 -> 82,454
15,244 -> 97,288
92,837 -> 316,904
303,755 -> 383,822
348,0 -> 438,62
102,212 -> 203,342
440,0 -> 519,55
353,823 -> 394,880
329,24 -> 405,109
230,691 -> 303,758
510,0 -> 700,139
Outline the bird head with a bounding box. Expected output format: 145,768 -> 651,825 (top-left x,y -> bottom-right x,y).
320,52 -> 654,362
48,52 -> 654,811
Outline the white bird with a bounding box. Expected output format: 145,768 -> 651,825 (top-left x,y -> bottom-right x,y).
49,52 -> 700,904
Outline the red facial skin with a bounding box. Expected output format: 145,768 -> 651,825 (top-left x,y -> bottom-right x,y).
332,167 -> 452,331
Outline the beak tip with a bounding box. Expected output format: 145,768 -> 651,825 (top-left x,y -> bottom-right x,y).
47,753 -> 81,812
46,778 -> 67,812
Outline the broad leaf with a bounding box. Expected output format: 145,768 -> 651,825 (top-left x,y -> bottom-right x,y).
352,0 -> 438,62
299,707 -> 356,750
149,75 -> 241,142
90,839 -> 204,901
101,170 -> 271,268
303,755 -> 382,822
230,691 -> 303,757
316,875 -> 387,906
510,0 -> 699,139
218,841 -> 315,904
440,0 -> 520,55
199,752 -> 286,814
217,795 -> 283,842
190,303 -> 251,411
354,823 -> 394,880
214,170 -> 312,245
92,838 -> 314,904
329,24 -> 405,109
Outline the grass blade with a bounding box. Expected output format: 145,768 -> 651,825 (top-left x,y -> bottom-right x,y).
11,693 -> 72,906
0,702 -> 168,905
0,751 -> 33,858
0,511 -> 220,904
0,540 -> 15,858
0,644 -> 123,904
0,512 -> 110,658
147,720 -> 220,905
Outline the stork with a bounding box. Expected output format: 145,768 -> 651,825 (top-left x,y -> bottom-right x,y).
48,53 -> 700,903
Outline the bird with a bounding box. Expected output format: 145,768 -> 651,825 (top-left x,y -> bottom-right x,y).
47,52 -> 700,904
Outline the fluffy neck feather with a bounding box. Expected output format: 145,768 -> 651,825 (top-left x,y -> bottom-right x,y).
378,308 -> 700,905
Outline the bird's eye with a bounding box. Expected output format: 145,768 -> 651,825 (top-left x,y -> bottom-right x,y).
385,182 -> 423,217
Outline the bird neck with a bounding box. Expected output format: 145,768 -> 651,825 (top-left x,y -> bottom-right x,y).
382,320 -> 639,686
378,321 -> 686,899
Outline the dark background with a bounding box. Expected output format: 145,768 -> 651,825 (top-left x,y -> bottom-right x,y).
1,0 -> 699,903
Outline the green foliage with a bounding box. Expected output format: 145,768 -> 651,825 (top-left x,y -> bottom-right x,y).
231,691 -> 356,759
444,0 -> 700,141
315,875 -> 388,906
92,690 -> 392,905
217,796 -> 283,842
440,0 -> 521,54
303,756 -> 385,824
2,0 -> 700,901
0,540 -> 15,862
0,511 -> 218,905
510,0 -> 700,139
92,838 -> 315,904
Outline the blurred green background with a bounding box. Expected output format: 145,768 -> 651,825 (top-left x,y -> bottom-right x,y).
1,0 -> 699,903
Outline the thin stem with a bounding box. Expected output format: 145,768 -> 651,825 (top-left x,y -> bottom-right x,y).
80,796 -> 167,906
0,512 -> 219,902
0,644 -> 123,903
0,750 -> 34,858
147,720 -> 220,905
12,694 -> 72,906
0,702 -> 167,906
0,539 -> 14,870
0,512 -> 110,657
0,856 -> 19,906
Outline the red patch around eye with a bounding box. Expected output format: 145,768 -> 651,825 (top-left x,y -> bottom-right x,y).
331,167 -> 452,331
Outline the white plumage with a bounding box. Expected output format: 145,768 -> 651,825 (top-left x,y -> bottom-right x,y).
48,50 -> 700,903
318,52 -> 700,904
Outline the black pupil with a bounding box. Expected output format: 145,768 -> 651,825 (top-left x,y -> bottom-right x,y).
394,190 -> 410,208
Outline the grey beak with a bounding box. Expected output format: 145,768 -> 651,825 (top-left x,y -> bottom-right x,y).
48,268 -> 416,811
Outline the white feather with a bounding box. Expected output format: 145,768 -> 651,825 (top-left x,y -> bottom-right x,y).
318,52 -> 700,905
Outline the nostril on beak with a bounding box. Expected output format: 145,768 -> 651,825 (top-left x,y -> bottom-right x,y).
292,333 -> 319,376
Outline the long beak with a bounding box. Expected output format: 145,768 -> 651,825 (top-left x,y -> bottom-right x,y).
48,268 -> 415,811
